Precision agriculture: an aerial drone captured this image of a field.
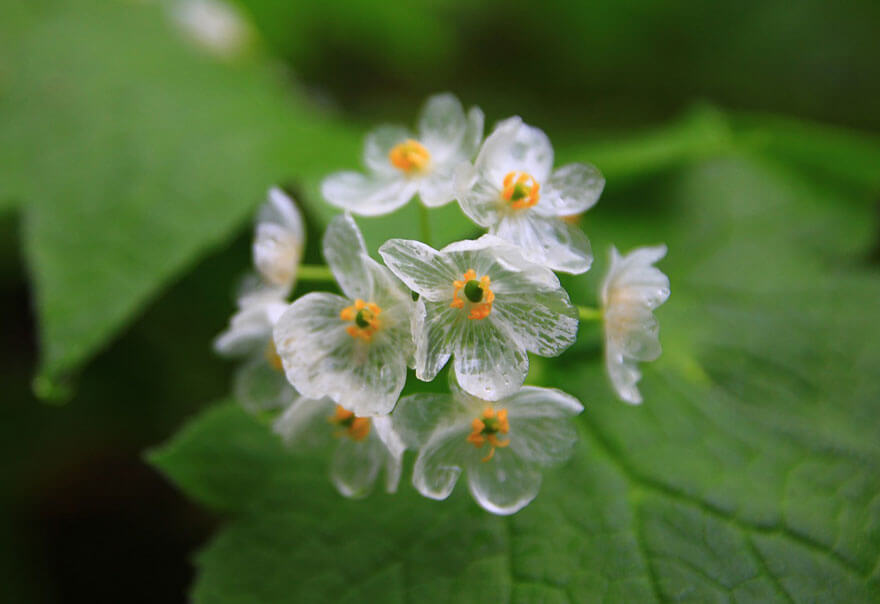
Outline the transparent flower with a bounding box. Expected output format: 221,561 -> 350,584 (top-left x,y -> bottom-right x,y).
601,245 -> 671,404
274,397 -> 404,498
379,235 -> 578,400
213,188 -> 305,412
274,214 -> 414,416
393,376 -> 583,515
321,93 -> 484,216
169,0 -> 251,58
456,117 -> 604,274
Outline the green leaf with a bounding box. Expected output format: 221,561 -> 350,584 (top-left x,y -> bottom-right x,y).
151,154 -> 880,602
0,1 -> 365,394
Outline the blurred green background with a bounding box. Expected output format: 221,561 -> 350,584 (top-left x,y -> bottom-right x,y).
1,0 -> 878,602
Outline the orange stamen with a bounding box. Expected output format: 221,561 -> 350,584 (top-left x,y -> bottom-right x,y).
389,139 -> 431,174
329,405 -> 371,441
340,298 -> 383,341
450,269 -> 495,320
501,170 -> 540,209
466,406 -> 511,462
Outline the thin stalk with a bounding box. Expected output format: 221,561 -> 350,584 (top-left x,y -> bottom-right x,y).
297,264 -> 335,282
418,203 -> 433,247
577,305 -> 603,321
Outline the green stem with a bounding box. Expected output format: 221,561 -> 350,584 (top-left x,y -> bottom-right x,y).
418,203 -> 433,247
577,305 -> 603,321
297,264 -> 335,282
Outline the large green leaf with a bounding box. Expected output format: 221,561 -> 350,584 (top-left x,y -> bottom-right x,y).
150,155 -> 880,602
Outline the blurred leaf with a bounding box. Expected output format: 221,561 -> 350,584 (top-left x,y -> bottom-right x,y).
151,154 -> 880,602
0,1 -> 365,394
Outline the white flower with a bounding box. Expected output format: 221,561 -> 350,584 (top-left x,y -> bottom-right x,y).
213,188 -> 304,412
273,214 -> 415,416
393,376 -> 583,515
379,235 -> 578,401
456,117 -> 604,274
321,93 -> 484,216
170,0 -> 251,58
274,397 -> 404,498
601,245 -> 670,404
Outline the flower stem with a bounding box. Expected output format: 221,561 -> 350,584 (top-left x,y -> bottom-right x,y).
297,264 -> 335,282
418,203 -> 433,247
577,305 -> 603,321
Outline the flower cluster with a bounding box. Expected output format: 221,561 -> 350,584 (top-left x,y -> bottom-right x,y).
215,94 -> 670,514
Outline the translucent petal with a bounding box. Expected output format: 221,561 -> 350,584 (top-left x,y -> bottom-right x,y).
330,433 -> 385,498
466,449 -> 542,515
372,416 -> 405,493
234,355 -> 295,413
261,188 -> 305,242
378,239 -> 460,301
601,245 -> 670,310
412,421 -> 473,501
321,171 -> 417,216
606,347 -> 644,405
461,106 -> 485,160
272,395 -> 335,450
213,285 -> 288,357
418,93 -> 467,164
364,125 -> 412,177
605,304 -> 662,361
412,299 -> 455,381
492,211 -> 593,274
418,165 -> 458,207
502,387 -> 583,465
391,392 -> 459,448
536,163 -> 605,217
452,317 -> 529,401
323,213 -> 372,300
273,292 -> 408,416
457,172 -> 502,227
476,117 -> 554,184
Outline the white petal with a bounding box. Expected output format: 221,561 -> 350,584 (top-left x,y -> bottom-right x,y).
412,299 -> 456,381
379,239 -> 460,301
372,416 -> 405,493
364,125 -> 412,177
272,395 -> 335,450
466,449 -> 542,515
457,172 -> 502,227
412,421 -> 473,501
323,213 -> 372,300
213,284 -> 288,357
273,292 -> 408,416
452,318 -> 528,401
537,163 -> 605,217
601,245 -> 670,310
461,106 -> 485,160
606,346 -> 644,405
321,171 -> 417,216
418,165 -> 458,207
605,304 -> 662,361
476,117 -> 553,184
234,355 -> 295,413
493,212 -> 593,274
330,434 -> 385,498
391,391 -> 459,448
502,387 -> 583,465
418,93 -> 468,164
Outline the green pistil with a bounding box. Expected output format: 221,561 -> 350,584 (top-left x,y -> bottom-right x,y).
481,417 -> 500,434
464,280 -> 484,303
511,183 -> 530,201
355,309 -> 371,328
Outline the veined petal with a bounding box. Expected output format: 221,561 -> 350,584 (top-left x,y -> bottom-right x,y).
412,299 -> 454,382
476,117 -> 553,184
392,392 -> 460,448
461,106 -> 485,160
364,124 -> 412,177
466,449 -> 542,515
372,416 -> 405,493
606,347 -> 644,405
214,282 -> 288,357
502,386 -> 583,465
379,239 -> 460,301
605,304 -> 662,361
536,163 -> 604,217
273,292 -> 407,416
234,355 -> 295,414
321,171 -> 417,216
272,395 -> 335,450
323,213 -> 372,300
418,93 -> 467,164
412,421 -> 473,501
601,245 -> 670,310
457,173 -> 502,227
331,433 -> 386,498
452,318 -> 528,401
493,212 -> 593,274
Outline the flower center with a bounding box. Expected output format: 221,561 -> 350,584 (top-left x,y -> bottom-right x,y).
466,406 -> 510,462
389,139 -> 431,174
340,299 -> 382,340
451,269 -> 495,320
329,405 -> 371,441
501,170 -> 540,209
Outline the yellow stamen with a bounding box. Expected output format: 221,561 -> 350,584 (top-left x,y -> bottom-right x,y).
389,139 -> 431,174
340,298 -> 383,341
265,340 -> 284,372
328,405 -> 371,441
450,269 -> 495,320
501,170 -> 540,209
467,406 -> 511,462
